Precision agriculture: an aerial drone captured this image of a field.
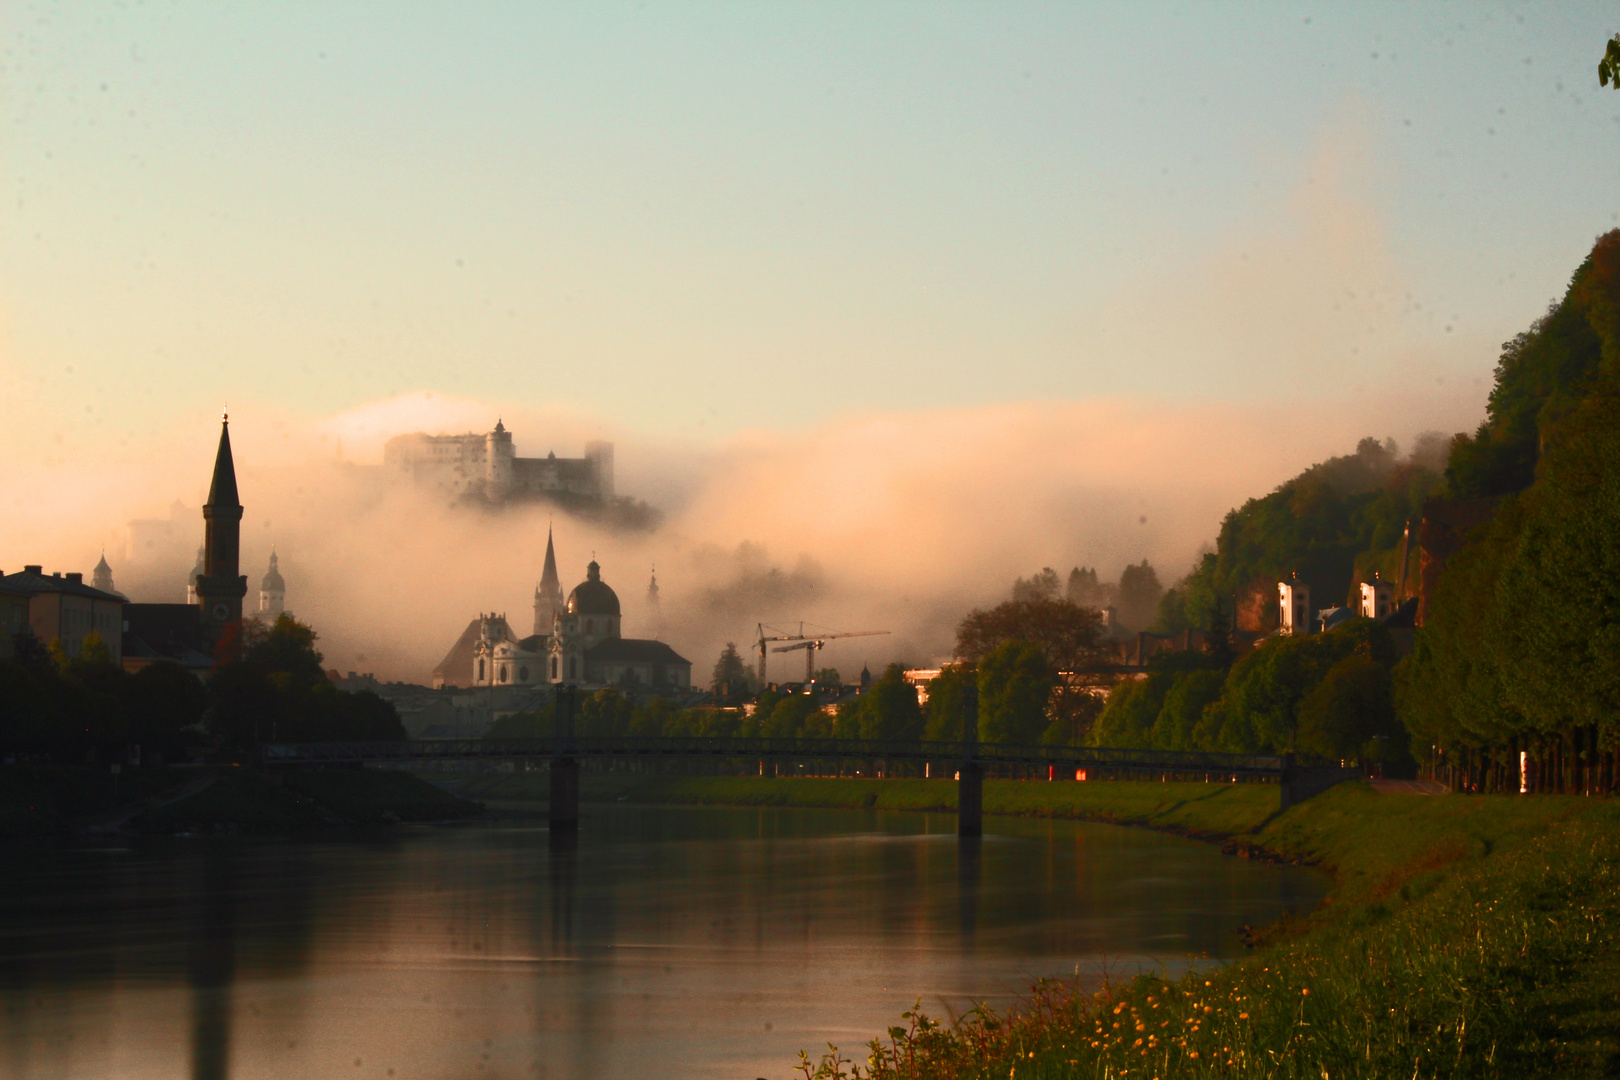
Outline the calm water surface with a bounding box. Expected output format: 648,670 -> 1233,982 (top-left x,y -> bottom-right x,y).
0,803 -> 1325,1080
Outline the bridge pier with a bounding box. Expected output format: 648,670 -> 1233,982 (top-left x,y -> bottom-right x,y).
550,684 -> 579,833
958,762 -> 983,838
550,758 -> 580,830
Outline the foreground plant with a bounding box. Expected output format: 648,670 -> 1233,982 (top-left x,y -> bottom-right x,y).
798,808 -> 1620,1079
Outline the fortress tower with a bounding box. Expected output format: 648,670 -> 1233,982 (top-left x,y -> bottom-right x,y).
485,419 -> 515,498
194,415 -> 247,636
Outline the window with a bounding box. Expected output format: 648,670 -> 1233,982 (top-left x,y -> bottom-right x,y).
500,665 -> 509,683
551,656 -> 558,679
519,666 -> 529,682
586,618 -> 594,634
477,658 -> 485,681
568,657 -> 577,680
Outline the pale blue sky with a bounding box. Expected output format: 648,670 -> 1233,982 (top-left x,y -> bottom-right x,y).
2,1 -> 1618,458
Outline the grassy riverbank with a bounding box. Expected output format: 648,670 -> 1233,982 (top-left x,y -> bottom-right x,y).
616,776 -> 1620,1078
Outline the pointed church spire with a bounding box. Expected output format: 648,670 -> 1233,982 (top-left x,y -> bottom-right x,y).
540,525 -> 561,594
197,414 -> 247,631
534,525 -> 565,637
206,414 -> 241,510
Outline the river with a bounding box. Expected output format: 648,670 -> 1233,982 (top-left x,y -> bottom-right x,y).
0,803 -> 1325,1080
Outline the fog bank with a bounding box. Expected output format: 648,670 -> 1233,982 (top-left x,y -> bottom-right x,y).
1,387 -> 1485,685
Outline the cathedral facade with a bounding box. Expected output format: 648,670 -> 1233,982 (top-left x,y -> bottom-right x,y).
432,532 -> 690,692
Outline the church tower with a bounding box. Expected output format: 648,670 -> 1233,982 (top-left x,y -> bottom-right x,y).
259,548 -> 286,618
533,526 -> 563,636
646,567 -> 661,639
194,415 -> 248,635
93,552 -> 116,595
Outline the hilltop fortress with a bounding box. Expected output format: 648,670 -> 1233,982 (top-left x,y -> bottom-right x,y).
384,421 -> 613,505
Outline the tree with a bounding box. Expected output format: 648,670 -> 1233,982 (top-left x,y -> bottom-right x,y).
1115,560 -> 1164,630
1202,621 -> 1390,753
206,662 -> 283,747
1602,34 -> 1620,88
1491,399 -> 1620,745
78,630 -> 111,666
955,597 -> 1111,741
1156,669 -> 1226,750
1011,567 -> 1060,601
812,667 -> 841,687
976,642 -> 1052,745
248,614 -> 325,685
762,693 -> 817,738
1065,566 -> 1113,608
855,664 -> 923,741
1297,653 -> 1404,768
922,664 -> 977,742
1154,587 -> 1188,634
712,642 -> 751,693
1090,677 -> 1160,749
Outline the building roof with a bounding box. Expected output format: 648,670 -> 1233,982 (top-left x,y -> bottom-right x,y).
566,559 -> 620,616
0,567 -> 125,603
1318,606 -> 1356,631
586,637 -> 690,666
1381,596 -> 1419,630
432,614 -> 517,686
207,418 -> 241,508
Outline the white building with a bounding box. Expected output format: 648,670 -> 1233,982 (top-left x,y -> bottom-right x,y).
1278,574 -> 1311,635
1359,572 -> 1395,620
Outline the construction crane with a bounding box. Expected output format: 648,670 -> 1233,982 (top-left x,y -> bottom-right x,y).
756,621 -> 889,685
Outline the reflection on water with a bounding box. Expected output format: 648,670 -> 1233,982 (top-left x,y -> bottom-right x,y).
0,803 -> 1325,1080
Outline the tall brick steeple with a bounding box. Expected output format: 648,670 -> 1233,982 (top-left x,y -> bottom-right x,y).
196,413 -> 248,633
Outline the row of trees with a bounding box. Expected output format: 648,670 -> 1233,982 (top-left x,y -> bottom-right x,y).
1396,231 -> 1620,791
1091,619 -> 1408,769
1012,561 -> 1165,632
0,613 -> 403,762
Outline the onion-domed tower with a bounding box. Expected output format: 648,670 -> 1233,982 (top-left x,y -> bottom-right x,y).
259,549 -> 286,618
549,559 -> 620,683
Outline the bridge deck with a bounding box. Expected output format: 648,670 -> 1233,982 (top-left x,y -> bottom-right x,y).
261,736 -> 1284,777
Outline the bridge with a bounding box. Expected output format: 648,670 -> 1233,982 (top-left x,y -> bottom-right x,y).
261,729 -> 1350,833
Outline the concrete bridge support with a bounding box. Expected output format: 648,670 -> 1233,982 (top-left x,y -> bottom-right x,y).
550,684 -> 580,832
958,685 -> 982,838
958,762 -> 983,838
550,758 -> 580,830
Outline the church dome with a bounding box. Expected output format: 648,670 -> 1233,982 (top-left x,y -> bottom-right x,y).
261,550 -> 285,592
566,559 -> 620,617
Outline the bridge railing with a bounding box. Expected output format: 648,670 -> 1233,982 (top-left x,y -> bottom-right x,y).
260,736 -> 1284,776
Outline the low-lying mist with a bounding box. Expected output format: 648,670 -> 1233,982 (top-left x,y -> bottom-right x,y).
1,388 -> 1485,685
